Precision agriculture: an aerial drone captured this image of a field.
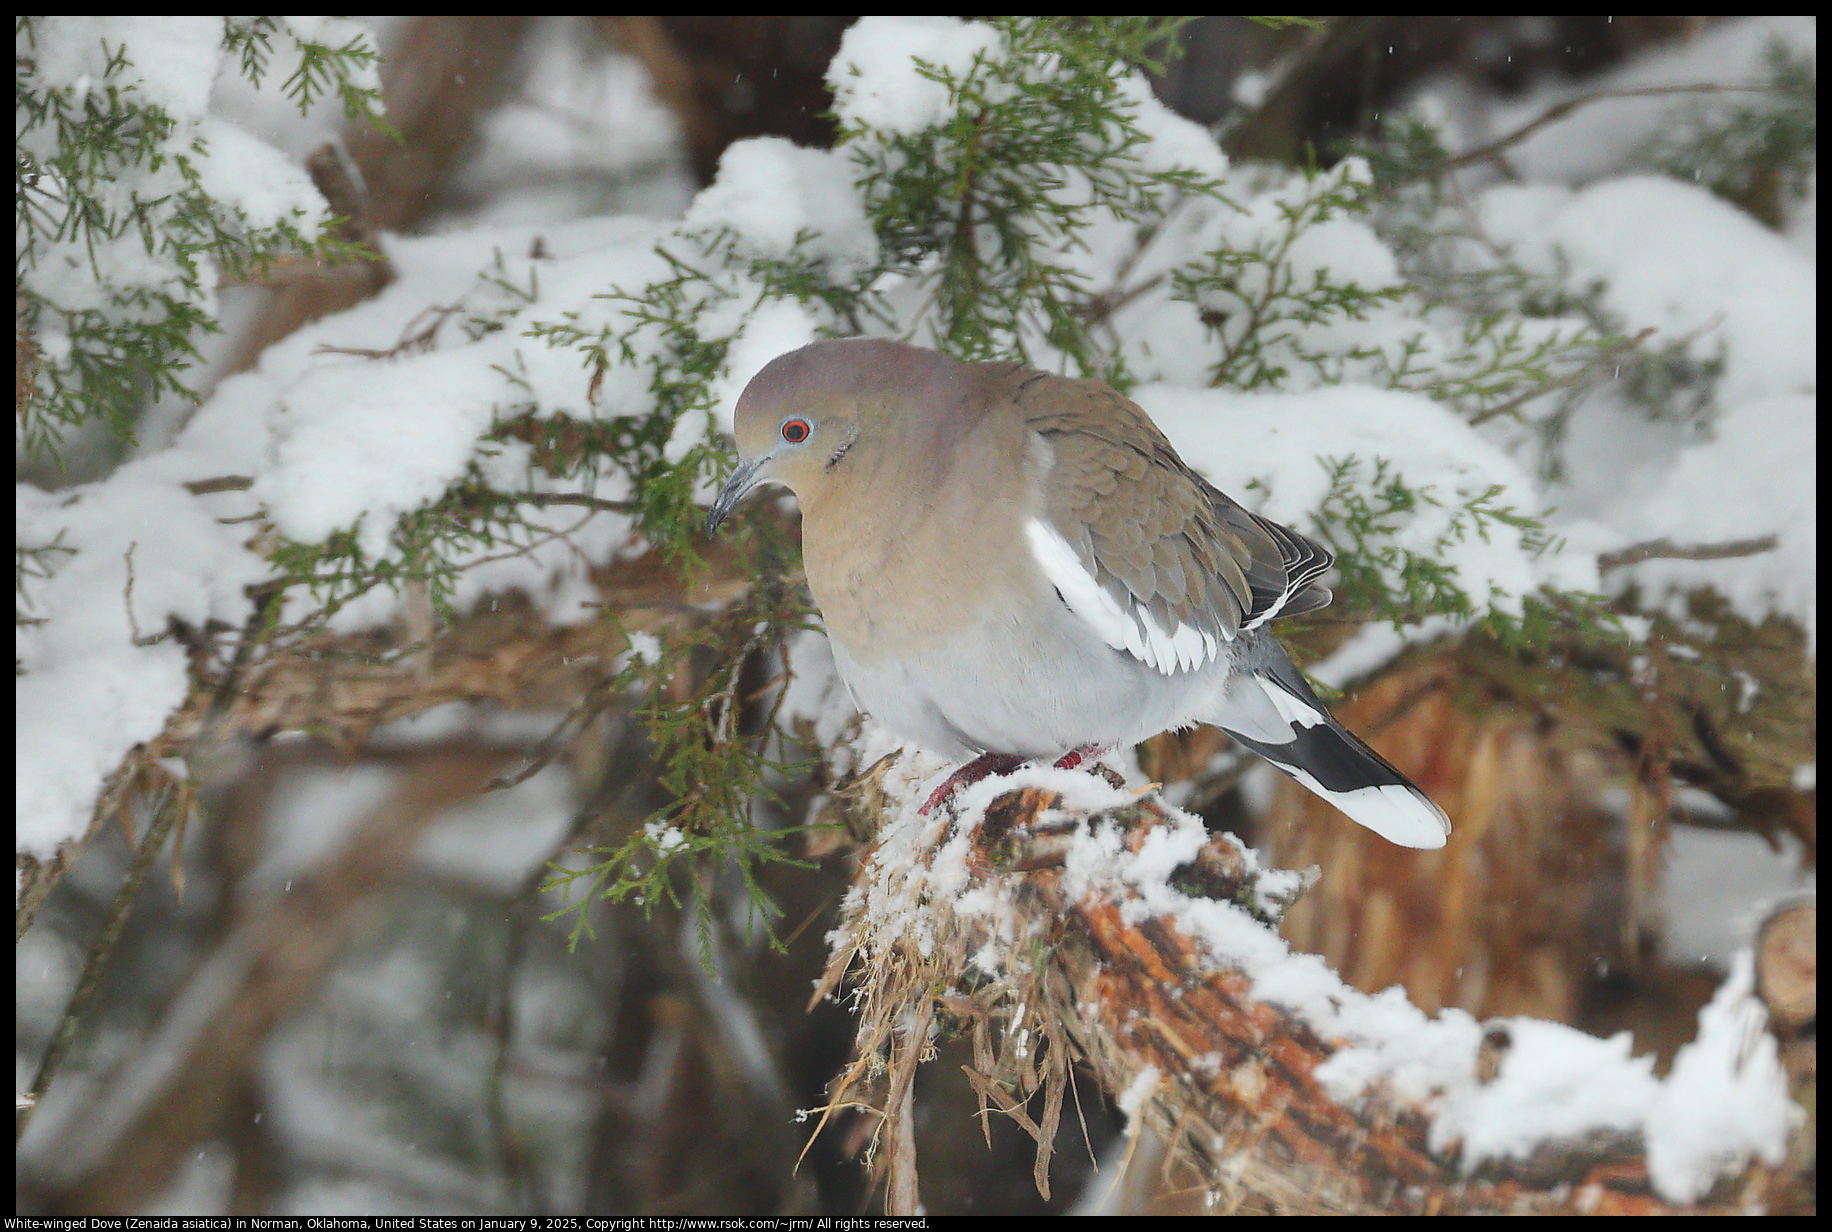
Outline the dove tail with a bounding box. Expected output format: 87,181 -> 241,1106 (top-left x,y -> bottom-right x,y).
1209,644 -> 1450,849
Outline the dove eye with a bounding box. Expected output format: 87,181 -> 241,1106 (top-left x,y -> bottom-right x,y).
781,418 -> 812,444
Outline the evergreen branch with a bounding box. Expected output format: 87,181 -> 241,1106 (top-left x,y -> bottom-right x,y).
1465,326 -> 1656,426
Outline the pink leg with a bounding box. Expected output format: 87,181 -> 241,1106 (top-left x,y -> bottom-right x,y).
1052,744 -> 1108,772
919,746 -> 1112,816
918,752 -> 1024,815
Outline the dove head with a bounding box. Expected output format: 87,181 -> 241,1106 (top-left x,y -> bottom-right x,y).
705,338 -> 981,532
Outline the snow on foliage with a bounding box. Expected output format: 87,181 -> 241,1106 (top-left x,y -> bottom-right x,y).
15,14 -> 1812,1209
15,12 -> 1815,894
17,18 -> 379,444
827,16 -> 1011,137
1404,16 -> 1818,639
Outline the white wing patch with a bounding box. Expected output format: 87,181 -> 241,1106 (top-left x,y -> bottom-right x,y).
1024,518 -> 1221,676
1256,675 -> 1327,728
1241,585 -> 1298,632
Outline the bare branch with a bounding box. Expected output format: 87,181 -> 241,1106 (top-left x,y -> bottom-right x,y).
1442,84 -> 1773,179
1599,535 -> 1779,571
513,492 -> 640,515
15,771 -> 189,1144
181,475 -> 254,495
12,540 -> 753,942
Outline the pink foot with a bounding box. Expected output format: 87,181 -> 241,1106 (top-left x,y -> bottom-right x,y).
1052,744 -> 1108,772
919,752 -> 1023,815
918,746 -> 1113,816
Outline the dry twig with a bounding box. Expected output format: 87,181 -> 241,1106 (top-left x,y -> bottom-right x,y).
1599,535 -> 1780,572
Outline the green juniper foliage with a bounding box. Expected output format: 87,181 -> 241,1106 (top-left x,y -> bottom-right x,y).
526,238 -> 755,570
1171,161 -> 1409,391
1354,44 -> 1813,457
1334,51 -> 1810,650
1638,41 -> 1816,230
222,16 -> 389,122
1353,127 -> 1621,428
533,20 -> 1617,940
520,234 -> 853,949
541,564 -> 818,961
1303,458 -> 1552,626
261,252 -> 554,629
1164,155 -> 1593,638
1361,132 -> 1731,481
21,17 -> 1670,946
836,16 -> 1214,382
14,16 -> 384,459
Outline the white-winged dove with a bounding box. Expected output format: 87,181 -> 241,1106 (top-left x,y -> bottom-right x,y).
706,338 -> 1450,849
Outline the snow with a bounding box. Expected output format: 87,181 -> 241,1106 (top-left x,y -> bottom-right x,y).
28,20 -> 1798,882
1426,1020 -> 1660,1162
683,139 -> 880,278
780,628 -> 860,755
20,17 -> 351,325
28,16 -> 223,119
208,20 -> 384,164
1116,1065 -> 1164,1124
1114,72 -> 1231,181
16,463 -> 272,860
642,821 -> 687,854
449,16 -> 693,226
1307,615 -> 1465,690
847,754 -> 1799,1203
1611,392 -> 1816,643
1140,383 -> 1598,614
18,213 -> 672,863
827,16 -> 1010,136
19,17 -> 401,860
1477,176 -> 1815,409
1450,22 -> 1820,641
1484,17 -> 1818,188
15,16 -> 1815,1207
1110,161 -> 1420,391
707,299 -> 827,437
255,345 -> 519,555
191,116 -> 326,230
1645,951 -> 1797,1202
1661,826 -> 1816,971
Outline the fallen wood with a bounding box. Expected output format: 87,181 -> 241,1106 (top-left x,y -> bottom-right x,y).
810,734 -> 1811,1215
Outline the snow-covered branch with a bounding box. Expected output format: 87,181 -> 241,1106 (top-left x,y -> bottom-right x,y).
811,731 -> 1805,1213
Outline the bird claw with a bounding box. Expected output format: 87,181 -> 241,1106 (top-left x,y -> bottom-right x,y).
918,753 -> 1024,815
1050,744 -> 1107,772
918,746 -> 1111,815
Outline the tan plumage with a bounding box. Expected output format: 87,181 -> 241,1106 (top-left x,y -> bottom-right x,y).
707,338 -> 1448,848
1015,373 -> 1333,652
